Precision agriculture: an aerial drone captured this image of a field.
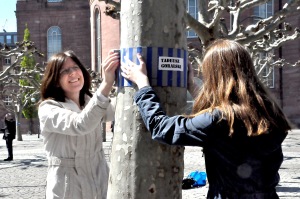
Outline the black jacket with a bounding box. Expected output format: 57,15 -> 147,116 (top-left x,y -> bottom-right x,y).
134,86 -> 287,199
1,120 -> 16,140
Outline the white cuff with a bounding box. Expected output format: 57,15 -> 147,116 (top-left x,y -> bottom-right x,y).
96,88 -> 110,102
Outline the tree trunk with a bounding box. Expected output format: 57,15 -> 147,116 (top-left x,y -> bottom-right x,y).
107,1 -> 187,198
30,118 -> 33,135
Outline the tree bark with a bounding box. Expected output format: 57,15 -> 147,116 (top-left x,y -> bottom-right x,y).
108,1 -> 187,198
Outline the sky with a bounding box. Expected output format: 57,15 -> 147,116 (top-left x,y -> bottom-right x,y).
0,0 -> 17,32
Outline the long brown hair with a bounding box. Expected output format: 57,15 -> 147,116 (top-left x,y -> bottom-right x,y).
40,50 -> 92,106
191,39 -> 291,136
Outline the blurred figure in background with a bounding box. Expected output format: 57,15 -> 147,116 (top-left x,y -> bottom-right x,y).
1,113 -> 16,161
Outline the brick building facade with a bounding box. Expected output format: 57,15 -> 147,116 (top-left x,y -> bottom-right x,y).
16,0 -> 91,68
261,2 -> 300,127
272,8 -> 300,127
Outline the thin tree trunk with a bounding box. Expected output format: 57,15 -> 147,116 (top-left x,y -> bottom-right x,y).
15,110 -> 22,141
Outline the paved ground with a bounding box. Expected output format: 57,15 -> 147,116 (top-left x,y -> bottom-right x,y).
0,130 -> 299,199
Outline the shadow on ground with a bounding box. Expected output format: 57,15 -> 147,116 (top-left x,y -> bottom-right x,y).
0,155 -> 47,170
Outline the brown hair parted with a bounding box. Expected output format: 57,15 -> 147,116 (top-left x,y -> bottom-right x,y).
40,50 -> 92,106
191,39 -> 291,136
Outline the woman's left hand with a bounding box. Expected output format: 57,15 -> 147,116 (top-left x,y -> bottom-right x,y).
121,54 -> 150,89
99,50 -> 120,97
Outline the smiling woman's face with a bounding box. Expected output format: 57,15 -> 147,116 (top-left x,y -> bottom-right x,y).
58,57 -> 84,100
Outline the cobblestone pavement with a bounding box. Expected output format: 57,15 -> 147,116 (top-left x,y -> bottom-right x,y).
0,130 -> 299,199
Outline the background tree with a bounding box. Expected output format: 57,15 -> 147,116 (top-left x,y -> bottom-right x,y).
0,39 -> 44,141
19,24 -> 40,134
185,0 -> 300,77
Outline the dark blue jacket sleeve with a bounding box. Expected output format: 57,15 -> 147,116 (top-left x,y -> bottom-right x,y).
134,86 -> 219,147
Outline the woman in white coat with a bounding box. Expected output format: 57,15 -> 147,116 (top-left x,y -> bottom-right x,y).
38,50 -> 119,199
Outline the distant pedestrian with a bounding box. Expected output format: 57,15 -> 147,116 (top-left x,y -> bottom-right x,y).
38,50 -> 118,199
121,39 -> 291,198
1,113 -> 16,161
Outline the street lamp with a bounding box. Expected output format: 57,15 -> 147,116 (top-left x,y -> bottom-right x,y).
31,97 -> 36,103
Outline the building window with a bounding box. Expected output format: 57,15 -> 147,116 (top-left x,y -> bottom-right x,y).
254,1 -> 274,88
47,0 -> 63,2
47,26 -> 62,59
95,9 -> 101,74
4,95 -> 12,106
4,58 -> 11,65
13,35 -> 17,44
0,36 -> 4,43
6,35 -> 12,44
253,1 -> 273,22
187,0 -> 198,38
